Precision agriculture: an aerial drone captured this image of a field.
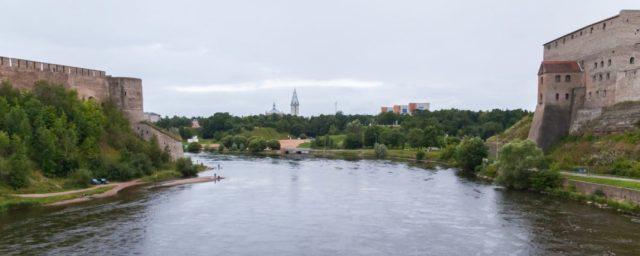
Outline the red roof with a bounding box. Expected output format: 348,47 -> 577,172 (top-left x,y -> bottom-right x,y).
538,61 -> 582,75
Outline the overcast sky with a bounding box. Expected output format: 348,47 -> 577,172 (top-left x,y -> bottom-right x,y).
1,1 -> 638,117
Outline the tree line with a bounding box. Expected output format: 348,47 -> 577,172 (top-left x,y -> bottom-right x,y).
157,108 -> 530,145
0,81 -> 173,189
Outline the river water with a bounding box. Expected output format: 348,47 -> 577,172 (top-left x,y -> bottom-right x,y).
1,154 -> 640,255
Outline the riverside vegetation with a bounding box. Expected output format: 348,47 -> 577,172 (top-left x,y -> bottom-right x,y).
0,81 -> 202,212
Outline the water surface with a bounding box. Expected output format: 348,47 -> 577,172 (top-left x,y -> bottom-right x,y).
1,154 -> 639,255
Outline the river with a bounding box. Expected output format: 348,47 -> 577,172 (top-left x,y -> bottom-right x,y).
1,154 -> 640,255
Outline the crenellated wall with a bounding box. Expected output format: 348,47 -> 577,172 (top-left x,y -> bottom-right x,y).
0,55 -> 183,159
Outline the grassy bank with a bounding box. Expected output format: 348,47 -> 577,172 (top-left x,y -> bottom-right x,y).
563,174 -> 640,190
0,185 -> 114,213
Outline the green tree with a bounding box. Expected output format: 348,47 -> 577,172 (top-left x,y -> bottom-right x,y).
175,157 -> 198,177
267,139 -> 281,150
7,152 -> 31,189
495,140 -> 547,190
248,138 -> 267,153
422,125 -> 444,148
407,128 -> 424,148
374,143 -> 388,159
454,137 -> 488,171
187,142 -> 203,153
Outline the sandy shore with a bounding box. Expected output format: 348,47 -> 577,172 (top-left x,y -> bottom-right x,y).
150,176 -> 223,188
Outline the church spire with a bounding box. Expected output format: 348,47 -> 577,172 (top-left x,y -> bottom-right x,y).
290,88 -> 299,116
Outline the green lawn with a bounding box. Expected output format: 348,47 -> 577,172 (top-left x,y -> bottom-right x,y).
240,127 -> 289,140
564,174 -> 640,190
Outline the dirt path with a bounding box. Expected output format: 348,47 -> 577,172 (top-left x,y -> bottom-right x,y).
12,184 -> 115,198
48,179 -> 145,206
48,176 -> 222,206
562,172 -> 640,183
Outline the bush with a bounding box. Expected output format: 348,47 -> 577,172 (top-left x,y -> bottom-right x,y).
454,137 -> 488,171
187,142 -> 202,153
267,139 -> 281,150
105,161 -> 137,181
416,150 -> 426,161
529,170 -> 562,191
344,134 -> 362,149
7,153 -> 30,189
248,138 -> 267,153
439,144 -> 457,161
175,157 -> 198,177
218,144 -> 225,153
68,168 -> 93,188
374,143 -> 388,159
495,139 -> 547,190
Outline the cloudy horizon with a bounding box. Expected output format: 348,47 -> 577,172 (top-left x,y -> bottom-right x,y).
2,1 -> 638,117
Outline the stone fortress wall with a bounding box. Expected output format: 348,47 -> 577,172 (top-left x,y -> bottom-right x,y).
529,10 -> 640,150
0,56 -> 183,159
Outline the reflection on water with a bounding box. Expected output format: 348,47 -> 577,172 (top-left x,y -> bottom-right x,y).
1,154 -> 639,255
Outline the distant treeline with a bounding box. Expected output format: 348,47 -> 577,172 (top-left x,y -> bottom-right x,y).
157,109 -> 530,142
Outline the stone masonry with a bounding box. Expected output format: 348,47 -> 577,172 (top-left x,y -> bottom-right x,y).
529,10 -> 640,150
0,56 -> 183,159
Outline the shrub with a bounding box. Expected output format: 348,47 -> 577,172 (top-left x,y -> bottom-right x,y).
175,157 -> 198,177
529,170 -> 562,191
374,143 -> 388,159
416,150 -> 426,161
495,139 -> 547,190
248,138 -> 267,153
68,168 -> 93,188
267,139 -> 281,150
186,142 -> 202,153
344,133 -> 363,149
454,137 -> 488,171
218,144 -> 225,153
7,153 -> 31,189
439,144 -> 457,161
105,161 -> 137,181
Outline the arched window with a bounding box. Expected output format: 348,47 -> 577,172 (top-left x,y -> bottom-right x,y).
595,62 -> 598,68
555,75 -> 561,82
565,75 -> 571,82
589,92 -> 592,98
599,74 -> 603,81
555,93 -> 559,101
601,61 -> 604,67
565,93 -> 569,100
603,23 -> 606,30
632,57 -> 636,64
606,73 -> 610,80
608,59 -> 612,66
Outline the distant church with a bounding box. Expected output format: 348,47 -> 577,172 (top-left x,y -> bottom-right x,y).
291,88 -> 299,116
265,89 -> 300,116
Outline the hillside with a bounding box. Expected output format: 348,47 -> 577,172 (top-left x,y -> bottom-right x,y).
548,129 -> 640,177
486,115 -> 532,156
0,81 -> 172,192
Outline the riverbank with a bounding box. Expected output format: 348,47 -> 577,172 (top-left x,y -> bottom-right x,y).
0,174 -> 222,212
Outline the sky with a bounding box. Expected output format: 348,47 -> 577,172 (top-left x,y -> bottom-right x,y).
1,0 -> 638,117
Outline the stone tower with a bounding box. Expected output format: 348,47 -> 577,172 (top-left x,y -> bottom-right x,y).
291,88 -> 299,116
528,10 -> 640,151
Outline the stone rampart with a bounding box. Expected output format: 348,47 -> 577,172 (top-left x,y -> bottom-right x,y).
135,123 -> 184,160
564,179 -> 640,205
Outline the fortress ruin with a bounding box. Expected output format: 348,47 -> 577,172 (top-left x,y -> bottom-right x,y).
0,56 -> 183,159
529,10 -> 640,150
